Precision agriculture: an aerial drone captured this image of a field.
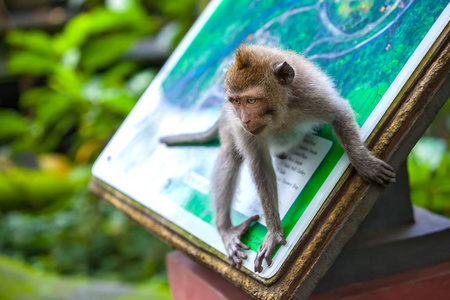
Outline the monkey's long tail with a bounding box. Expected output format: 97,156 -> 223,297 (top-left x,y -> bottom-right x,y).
159,121 -> 219,146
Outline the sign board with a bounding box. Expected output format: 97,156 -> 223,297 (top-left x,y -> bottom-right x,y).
91,0 -> 449,298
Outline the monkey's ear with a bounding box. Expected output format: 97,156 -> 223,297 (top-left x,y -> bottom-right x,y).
235,45 -> 250,69
274,61 -> 295,85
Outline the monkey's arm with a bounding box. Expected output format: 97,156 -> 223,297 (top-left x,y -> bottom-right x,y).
213,142 -> 259,267
330,103 -> 396,186
246,144 -> 287,273
159,120 -> 219,146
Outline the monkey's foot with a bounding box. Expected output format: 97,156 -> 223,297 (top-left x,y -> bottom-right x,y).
221,215 -> 259,267
356,156 -> 396,187
254,230 -> 287,273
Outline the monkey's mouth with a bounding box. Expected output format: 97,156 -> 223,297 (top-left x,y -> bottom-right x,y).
248,125 -> 266,135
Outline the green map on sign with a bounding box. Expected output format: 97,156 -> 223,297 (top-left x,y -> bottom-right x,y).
155,0 -> 448,251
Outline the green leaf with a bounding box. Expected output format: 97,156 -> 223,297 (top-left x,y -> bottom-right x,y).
0,110 -> 29,140
54,5 -> 157,53
20,87 -> 54,108
81,33 -> 138,71
103,61 -> 139,87
0,169 -> 75,211
7,51 -> 56,76
48,67 -> 84,98
21,88 -> 75,128
5,30 -> 55,56
53,13 -> 92,53
99,93 -> 137,116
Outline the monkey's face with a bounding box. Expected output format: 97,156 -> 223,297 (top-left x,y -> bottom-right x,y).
226,87 -> 277,135
223,45 -> 295,134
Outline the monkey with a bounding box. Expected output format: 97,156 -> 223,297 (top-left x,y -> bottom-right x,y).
160,44 -> 396,273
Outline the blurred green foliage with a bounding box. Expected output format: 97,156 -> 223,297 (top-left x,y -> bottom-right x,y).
0,254 -> 173,300
0,0 -> 207,294
4,3 -> 158,155
0,164 -> 171,281
407,100 -> 450,218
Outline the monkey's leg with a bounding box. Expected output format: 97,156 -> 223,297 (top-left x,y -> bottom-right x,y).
331,108 -> 396,186
248,148 -> 287,273
213,145 -> 259,267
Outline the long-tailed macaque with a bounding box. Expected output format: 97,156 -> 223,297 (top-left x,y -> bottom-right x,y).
160,45 -> 396,273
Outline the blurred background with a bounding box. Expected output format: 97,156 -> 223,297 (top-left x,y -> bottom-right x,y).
0,0 -> 448,299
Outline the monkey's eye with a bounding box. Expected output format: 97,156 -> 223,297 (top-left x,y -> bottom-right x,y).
247,98 -> 257,104
231,98 -> 241,104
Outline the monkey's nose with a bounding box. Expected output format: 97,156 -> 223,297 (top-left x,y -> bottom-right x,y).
243,120 -> 252,130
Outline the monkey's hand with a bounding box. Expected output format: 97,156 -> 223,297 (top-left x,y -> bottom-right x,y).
220,215 -> 260,267
254,230 -> 287,273
355,155 -> 396,187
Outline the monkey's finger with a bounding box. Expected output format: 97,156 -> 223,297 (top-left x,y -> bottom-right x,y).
238,241 -> 250,250
229,243 -> 239,255
228,243 -> 245,264
372,175 -> 385,186
265,255 -> 273,268
247,215 -> 260,223
232,254 -> 242,266
238,250 -> 247,259
254,253 -> 263,272
231,243 -> 247,260
254,258 -> 264,273
382,168 -> 396,179
378,172 -> 396,184
254,264 -> 263,273
380,161 -> 395,173
228,256 -> 236,267
254,247 -> 267,273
